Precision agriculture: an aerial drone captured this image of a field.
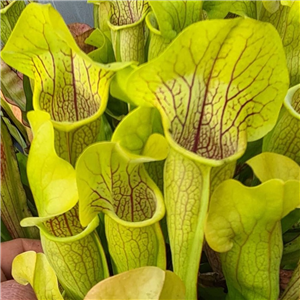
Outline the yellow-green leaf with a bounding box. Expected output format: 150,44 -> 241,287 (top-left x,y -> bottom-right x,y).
105,219 -> 166,273
112,106 -> 164,156
93,0 -> 149,63
21,111 -> 78,226
84,267 -> 185,300
124,17 -> 289,299
260,1 -> 300,86
149,1 -> 203,40
205,179 -> 300,300
263,84 -> 300,164
76,107 -> 167,272
147,1 -> 202,59
12,251 -> 63,300
40,221 -> 109,300
1,3 -> 129,166
127,18 -> 289,160
247,152 -> 300,182
230,1 -> 300,86
76,141 -> 166,227
1,3 -> 117,123
159,271 -> 186,300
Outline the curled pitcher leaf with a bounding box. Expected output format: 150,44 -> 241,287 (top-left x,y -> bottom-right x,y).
77,141 -> 167,273
262,0 -> 280,14
12,251 -> 63,300
0,3 -> 128,165
263,84 -> 300,164
84,266 -> 185,300
247,152 -> 300,182
39,219 -> 109,300
90,1 -> 111,34
127,18 -> 288,157
1,6 -> 116,297
86,2 -> 115,64
146,1 -> 202,60
0,2 -> 114,122
112,106 -> 164,156
76,107 -> 168,272
230,0 -> 282,19
105,0 -> 150,63
77,107 -> 167,227
205,153 -> 300,300
76,141 -> 166,227
109,0 -> 149,26
230,1 -> 300,86
86,28 -> 115,64
125,17 -> 289,299
149,1 -> 202,40
22,110 -> 109,300
205,180 -> 300,300
21,111 -> 78,226
202,1 -> 233,20
260,1 -> 300,86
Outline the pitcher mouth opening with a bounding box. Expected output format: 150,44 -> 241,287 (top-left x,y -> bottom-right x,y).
161,113 -> 247,167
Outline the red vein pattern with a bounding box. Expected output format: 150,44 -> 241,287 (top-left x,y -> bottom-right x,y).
129,18 -> 289,160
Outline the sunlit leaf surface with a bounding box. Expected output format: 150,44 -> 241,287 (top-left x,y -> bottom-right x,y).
12,251 -> 63,300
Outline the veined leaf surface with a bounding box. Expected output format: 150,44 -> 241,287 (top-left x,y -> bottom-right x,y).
260,1 -> 300,86
149,1 -> 203,40
105,219 -> 166,273
77,107 -> 167,227
89,1 -> 111,33
1,2 -> 130,165
76,107 -> 167,272
230,1 -> 300,86
76,140 -> 167,272
76,140 -> 166,227
125,18 -> 289,299
0,3 -> 122,125
40,220 -> 109,300
106,0 -> 150,63
127,18 -> 289,161
205,179 -> 300,300
263,84 -> 300,164
109,0 -> 150,26
205,153 -> 300,300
